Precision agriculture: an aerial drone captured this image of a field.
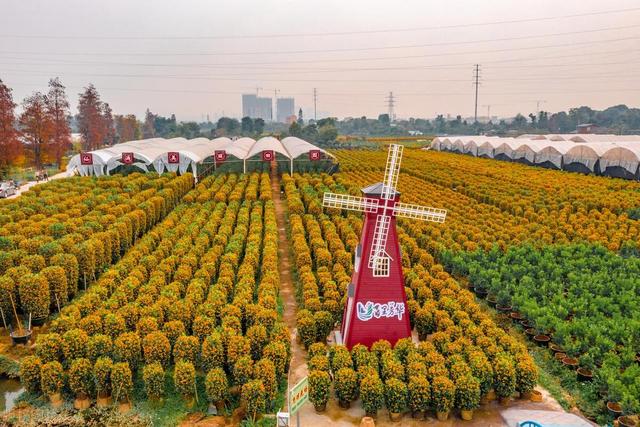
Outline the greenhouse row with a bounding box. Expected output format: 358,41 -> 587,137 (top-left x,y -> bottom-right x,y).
66,136 -> 336,177
431,135 -> 640,179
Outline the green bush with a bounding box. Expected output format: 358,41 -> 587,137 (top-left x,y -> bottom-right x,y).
201,333 -> 224,372
111,362 -> 133,403
408,375 -> 431,414
142,362 -> 165,400
94,357 -> 113,397
173,335 -> 200,365
18,273 -> 50,319
330,347 -> 353,372
334,367 -> 358,404
87,334 -> 113,362
308,370 -> 331,410
246,324 -> 268,360
162,320 -> 186,349
313,310 -> 334,342
308,342 -> 328,360
455,374 -> 480,411
41,265 -> 68,308
263,341 -> 288,377
69,358 -> 94,397
173,360 -> 196,398
431,376 -> 455,413
297,314 -> 317,348
384,378 -> 408,413
40,361 -> 63,396
308,355 -> 330,372
360,374 -> 384,415
515,355 -> 538,395
254,358 -> 277,405
205,367 -> 228,403
20,355 -> 42,394
136,316 -> 159,338
242,379 -> 266,422
143,331 -> 171,366
62,328 -> 89,361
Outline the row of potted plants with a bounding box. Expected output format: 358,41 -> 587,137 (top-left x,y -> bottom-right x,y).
20,172 -> 289,422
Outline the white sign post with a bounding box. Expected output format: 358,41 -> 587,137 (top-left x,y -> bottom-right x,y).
289,377 -> 309,427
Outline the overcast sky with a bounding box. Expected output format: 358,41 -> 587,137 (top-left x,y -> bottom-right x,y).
1,0 -> 639,121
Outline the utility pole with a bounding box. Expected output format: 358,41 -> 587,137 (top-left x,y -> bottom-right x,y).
256,87 -> 262,96
535,100 -> 547,113
473,64 -> 481,123
386,91 -> 396,121
482,104 -> 491,122
313,88 -> 317,121
274,89 -> 279,122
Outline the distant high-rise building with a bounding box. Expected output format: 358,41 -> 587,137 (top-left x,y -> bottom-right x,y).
276,98 -> 295,123
242,94 -> 272,121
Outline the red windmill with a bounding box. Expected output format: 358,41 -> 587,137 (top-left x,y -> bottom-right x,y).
323,144 -> 447,348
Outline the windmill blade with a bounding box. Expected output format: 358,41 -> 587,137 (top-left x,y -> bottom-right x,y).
393,202 -> 447,223
381,144 -> 403,200
368,214 -> 392,269
323,193 -> 379,213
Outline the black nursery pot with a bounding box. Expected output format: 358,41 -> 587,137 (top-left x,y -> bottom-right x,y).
10,329 -> 32,345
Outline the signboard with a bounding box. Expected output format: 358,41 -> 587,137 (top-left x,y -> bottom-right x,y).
289,377 -> 308,416
121,152 -> 134,164
262,150 -> 274,161
215,150 -> 227,162
309,150 -> 321,161
80,153 -> 93,165
168,152 -> 180,164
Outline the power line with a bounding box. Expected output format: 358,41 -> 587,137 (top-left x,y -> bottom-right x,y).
0,24 -> 635,58
386,92 -> 396,121
1,7 -> 638,40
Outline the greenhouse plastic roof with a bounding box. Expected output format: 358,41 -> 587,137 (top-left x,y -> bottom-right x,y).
67,136 -> 335,176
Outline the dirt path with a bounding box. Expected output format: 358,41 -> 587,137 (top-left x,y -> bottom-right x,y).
269,166 -> 309,413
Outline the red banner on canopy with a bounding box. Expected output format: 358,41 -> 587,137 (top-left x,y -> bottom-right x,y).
168,152 -> 180,164
309,150 -> 321,161
121,152 -> 134,164
215,150 -> 227,162
80,153 -> 93,165
262,150 -> 274,161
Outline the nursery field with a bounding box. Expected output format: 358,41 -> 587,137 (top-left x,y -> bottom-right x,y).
1,148 -> 639,426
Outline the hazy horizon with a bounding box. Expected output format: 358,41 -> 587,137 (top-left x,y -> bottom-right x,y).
1,0 -> 639,122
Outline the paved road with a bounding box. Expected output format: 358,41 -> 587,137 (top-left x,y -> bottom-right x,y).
6,172 -> 68,200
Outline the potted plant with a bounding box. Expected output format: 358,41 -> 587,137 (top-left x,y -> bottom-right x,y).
69,358 -> 94,410
111,362 -> 133,413
360,374 -> 384,417
40,361 -> 64,407
94,357 -> 113,407
494,354 -> 516,405
142,362 -> 165,403
455,374 -> 480,421
241,379 -> 266,423
607,401 -> 623,418
308,370 -> 331,413
174,360 -> 197,407
384,378 -> 408,421
205,367 -> 229,412
19,355 -> 42,394
334,367 -> 358,409
618,416 -> 637,427
408,375 -> 430,420
431,376 -> 455,421
515,356 -> 538,399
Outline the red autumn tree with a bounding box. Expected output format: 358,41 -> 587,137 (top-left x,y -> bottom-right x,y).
77,84 -> 106,151
19,92 -> 54,170
0,79 -> 22,177
102,102 -> 116,146
115,114 -> 139,143
46,78 -> 72,168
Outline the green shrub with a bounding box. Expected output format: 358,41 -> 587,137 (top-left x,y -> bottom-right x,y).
408,375 -> 431,413
297,315 -> 317,348
360,374 -> 384,415
136,316 -> 159,338
308,370 -> 331,410
142,362 -> 165,400
431,376 -> 455,413
515,355 -> 538,395
371,339 -> 392,360
20,355 -> 42,394
143,331 -> 171,366
330,347 -> 353,372
455,374 -> 480,411
111,362 -> 133,403
334,367 -> 358,404
313,310 -> 334,342
254,358 -> 277,405
94,357 -> 113,397
205,367 -> 228,403
36,333 -> 63,363
308,355 -> 330,372
41,266 -> 68,308
69,358 -> 94,397
103,313 -> 126,339
173,360 -> 196,398
40,361 -> 63,396
263,341 -> 288,377
308,342 -> 327,360
242,379 -> 266,422
192,315 -> 215,343
384,378 -> 408,413
467,350 -> 493,397
246,325 -> 268,360
162,320 -> 186,349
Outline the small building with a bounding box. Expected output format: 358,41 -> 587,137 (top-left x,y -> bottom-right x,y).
577,123 -> 599,134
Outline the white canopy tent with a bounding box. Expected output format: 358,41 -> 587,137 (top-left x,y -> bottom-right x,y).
67,136 -> 336,177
